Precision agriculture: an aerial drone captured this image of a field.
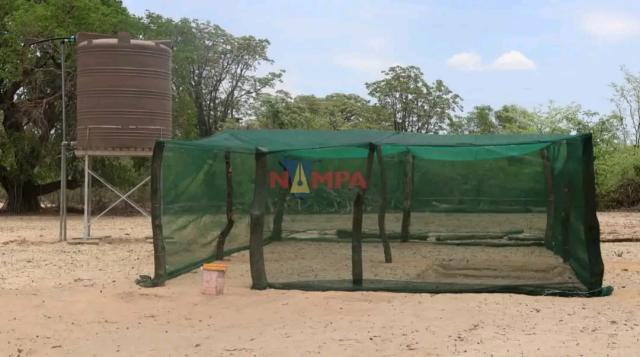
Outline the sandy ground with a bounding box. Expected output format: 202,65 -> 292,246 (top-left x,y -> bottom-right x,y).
264,241 -> 581,288
0,213 -> 639,356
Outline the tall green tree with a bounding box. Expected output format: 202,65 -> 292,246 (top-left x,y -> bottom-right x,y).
459,105 -> 498,134
611,66 -> 640,146
251,91 -> 389,130
492,102 -> 608,136
0,0 -> 138,213
142,13 -> 283,137
366,65 -> 462,133
494,104 -> 538,132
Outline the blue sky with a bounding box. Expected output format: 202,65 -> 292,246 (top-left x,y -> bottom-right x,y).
123,0 -> 640,114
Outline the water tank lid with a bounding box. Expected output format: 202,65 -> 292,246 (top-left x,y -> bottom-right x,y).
76,32 -> 172,50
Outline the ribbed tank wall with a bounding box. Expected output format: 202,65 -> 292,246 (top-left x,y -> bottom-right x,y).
76,32 -> 172,155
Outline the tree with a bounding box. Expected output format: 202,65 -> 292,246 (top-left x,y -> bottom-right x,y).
459,105 -> 498,134
251,91 -> 389,130
142,13 -> 283,137
492,102 -> 602,135
322,93 -> 390,129
0,0 -> 138,213
611,66 -> 640,146
250,92 -> 327,129
494,105 -> 537,133
366,65 -> 462,133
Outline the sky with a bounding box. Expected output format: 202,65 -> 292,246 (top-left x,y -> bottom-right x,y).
123,0 -> 640,115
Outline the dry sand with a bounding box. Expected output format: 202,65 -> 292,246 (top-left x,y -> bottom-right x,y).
0,213 -> 639,356
264,241 -> 581,288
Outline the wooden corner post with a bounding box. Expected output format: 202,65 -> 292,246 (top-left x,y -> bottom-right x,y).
400,152 -> 413,242
149,142 -> 167,286
215,151 -> 235,260
540,147 -> 554,248
250,151 -> 268,289
352,144 -> 376,286
375,145 -> 392,263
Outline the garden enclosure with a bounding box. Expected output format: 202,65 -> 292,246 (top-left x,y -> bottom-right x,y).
137,130 -> 609,296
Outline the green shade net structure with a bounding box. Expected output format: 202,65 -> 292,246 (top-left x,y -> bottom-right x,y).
137,130 -> 611,297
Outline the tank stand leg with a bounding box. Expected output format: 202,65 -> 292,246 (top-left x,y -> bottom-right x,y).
83,154 -> 90,238
69,155 -> 101,245
59,142 -> 67,242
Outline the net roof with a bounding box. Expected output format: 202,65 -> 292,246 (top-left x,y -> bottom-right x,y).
162,129 -> 584,155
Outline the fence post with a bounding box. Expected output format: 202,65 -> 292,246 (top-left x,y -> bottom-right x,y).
376,145 -> 392,263
352,145 -> 376,286
401,152 -> 413,242
250,151 -> 268,289
216,151 -> 235,260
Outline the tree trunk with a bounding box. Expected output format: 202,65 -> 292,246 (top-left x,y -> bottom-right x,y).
3,181 -> 40,214
1,178 -> 80,214
194,92 -> 211,138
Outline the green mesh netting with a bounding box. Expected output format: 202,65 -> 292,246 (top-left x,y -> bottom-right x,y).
137,130 -> 609,297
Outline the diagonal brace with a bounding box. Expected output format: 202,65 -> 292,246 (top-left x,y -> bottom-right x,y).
89,169 -> 150,220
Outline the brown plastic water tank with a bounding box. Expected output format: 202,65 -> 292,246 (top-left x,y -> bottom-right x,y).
76,32 -> 172,156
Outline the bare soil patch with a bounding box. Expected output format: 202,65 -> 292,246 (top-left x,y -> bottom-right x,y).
0,212 -> 638,356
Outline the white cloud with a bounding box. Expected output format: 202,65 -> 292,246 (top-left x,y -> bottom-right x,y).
446,52 -> 484,71
447,50 -> 536,71
364,37 -> 389,52
492,50 -> 537,70
333,53 -> 397,75
581,11 -> 640,42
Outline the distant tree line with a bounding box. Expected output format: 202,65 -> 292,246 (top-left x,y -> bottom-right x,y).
0,0 -> 638,212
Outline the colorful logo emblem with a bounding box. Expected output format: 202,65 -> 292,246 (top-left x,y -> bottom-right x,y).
269,159 -> 368,199
281,159 -> 311,197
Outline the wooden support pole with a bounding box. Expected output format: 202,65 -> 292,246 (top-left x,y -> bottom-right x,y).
352,145 -> 376,286
136,142 -> 166,287
540,148 -> 554,249
249,152 -> 268,289
215,151 -> 235,260
351,192 -> 364,286
400,152 -> 413,242
271,186 -> 288,241
375,145 -> 392,263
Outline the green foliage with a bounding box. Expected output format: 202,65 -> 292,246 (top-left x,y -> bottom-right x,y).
449,101 -> 634,208
595,147 -> 640,208
366,65 -> 463,133
454,105 -> 499,134
610,66 -> 640,146
494,105 -> 538,132
172,91 -> 198,139
251,91 -> 390,130
0,0 -> 138,213
0,1 -> 637,212
141,12 -> 283,137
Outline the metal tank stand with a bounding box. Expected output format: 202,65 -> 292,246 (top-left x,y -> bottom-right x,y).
68,154 -> 150,244
62,31 -> 171,244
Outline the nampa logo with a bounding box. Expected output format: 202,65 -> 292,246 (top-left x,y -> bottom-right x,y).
269,159 -> 367,198
282,159 -> 312,195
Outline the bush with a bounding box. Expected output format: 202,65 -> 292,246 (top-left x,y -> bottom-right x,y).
596,146 -> 640,209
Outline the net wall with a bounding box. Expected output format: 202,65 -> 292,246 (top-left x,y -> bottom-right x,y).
139,131 -> 608,296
